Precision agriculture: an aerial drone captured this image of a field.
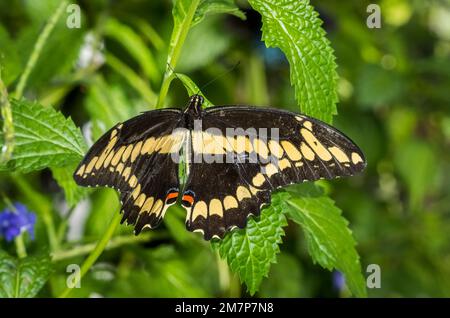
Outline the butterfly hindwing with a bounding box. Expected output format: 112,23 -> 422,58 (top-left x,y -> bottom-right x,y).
181,106 -> 366,240
73,109 -> 184,233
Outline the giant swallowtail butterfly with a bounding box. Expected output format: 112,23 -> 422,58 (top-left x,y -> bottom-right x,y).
74,95 -> 366,240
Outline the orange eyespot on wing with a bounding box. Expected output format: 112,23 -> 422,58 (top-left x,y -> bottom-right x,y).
181,191 -> 195,208
165,189 -> 179,204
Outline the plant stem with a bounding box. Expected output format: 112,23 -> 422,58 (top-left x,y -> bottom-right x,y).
14,0 -> 68,99
0,74 -> 14,162
14,233 -> 27,259
13,174 -> 59,251
156,0 -> 201,108
58,211 -> 122,298
52,231 -> 164,261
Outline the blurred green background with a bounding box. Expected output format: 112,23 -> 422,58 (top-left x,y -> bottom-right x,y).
0,0 -> 449,297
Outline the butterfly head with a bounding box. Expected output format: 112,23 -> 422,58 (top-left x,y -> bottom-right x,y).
185,94 -> 204,117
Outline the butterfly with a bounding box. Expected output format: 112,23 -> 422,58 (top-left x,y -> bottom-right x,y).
74,95 -> 366,240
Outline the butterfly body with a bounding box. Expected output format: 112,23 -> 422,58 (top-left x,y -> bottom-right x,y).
74,95 -> 366,240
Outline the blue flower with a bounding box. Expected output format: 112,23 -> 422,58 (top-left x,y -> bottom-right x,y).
0,202 -> 36,242
332,270 -> 346,292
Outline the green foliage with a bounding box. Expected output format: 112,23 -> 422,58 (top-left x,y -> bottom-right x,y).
394,141 -> 437,209
1,0 -> 447,299
214,192 -> 288,295
176,73 -> 213,107
0,99 -> 86,172
104,19 -> 160,84
51,164 -> 87,208
0,251 -> 52,298
285,183 -> 367,297
193,0 -> 246,26
249,0 -> 338,123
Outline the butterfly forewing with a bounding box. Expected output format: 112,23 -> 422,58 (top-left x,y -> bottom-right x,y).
73,109 -> 185,233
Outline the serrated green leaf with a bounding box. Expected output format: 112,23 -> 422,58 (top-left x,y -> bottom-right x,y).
193,0 -> 246,26
213,192 -> 288,295
176,73 -> 213,107
0,99 -> 87,172
51,164 -> 87,207
0,251 -> 52,298
249,0 -> 338,123
285,183 -> 367,297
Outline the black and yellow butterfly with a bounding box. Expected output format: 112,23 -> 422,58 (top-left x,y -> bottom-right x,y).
74,95 -> 366,240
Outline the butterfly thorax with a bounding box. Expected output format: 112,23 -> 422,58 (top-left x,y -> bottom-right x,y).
184,95 -> 204,117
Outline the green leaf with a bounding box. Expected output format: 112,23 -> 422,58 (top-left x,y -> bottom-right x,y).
394,141 -> 437,209
213,192 -> 288,295
259,253 -> 305,297
285,183 -> 367,297
104,18 -> 160,84
0,25 -> 22,86
51,164 -> 87,207
0,251 -> 52,298
84,76 -> 149,140
249,0 -> 338,123
176,73 -> 213,107
0,99 -> 87,172
193,0 -> 246,26
178,16 -> 231,73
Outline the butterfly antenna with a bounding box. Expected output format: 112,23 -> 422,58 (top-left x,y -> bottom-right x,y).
197,61 -> 241,94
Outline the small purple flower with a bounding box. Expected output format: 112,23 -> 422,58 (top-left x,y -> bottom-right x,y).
332,270 -> 346,292
0,202 -> 36,242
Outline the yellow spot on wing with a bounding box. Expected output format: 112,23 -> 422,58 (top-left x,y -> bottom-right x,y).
281,141 -> 302,161
236,186 -> 252,201
328,146 -> 350,163
253,138 -> 269,159
134,193 -> 146,208
122,145 -> 133,162
140,197 -> 154,214
209,199 -> 223,216
122,166 -> 131,181
303,121 -> 313,130
131,184 -> 141,199
264,163 -> 278,177
116,163 -> 124,174
301,128 -> 332,161
252,173 -> 266,187
111,146 -> 126,166
128,175 -> 138,188
131,141 -> 143,162
85,156 -> 98,173
141,137 -> 156,154
103,150 -> 115,168
150,199 -> 163,214
351,152 -> 363,164
76,164 -> 85,176
193,201 -> 208,220
223,196 -> 238,210
300,142 -> 315,161
278,158 -> 292,170
268,140 -> 284,158
105,136 -> 118,153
